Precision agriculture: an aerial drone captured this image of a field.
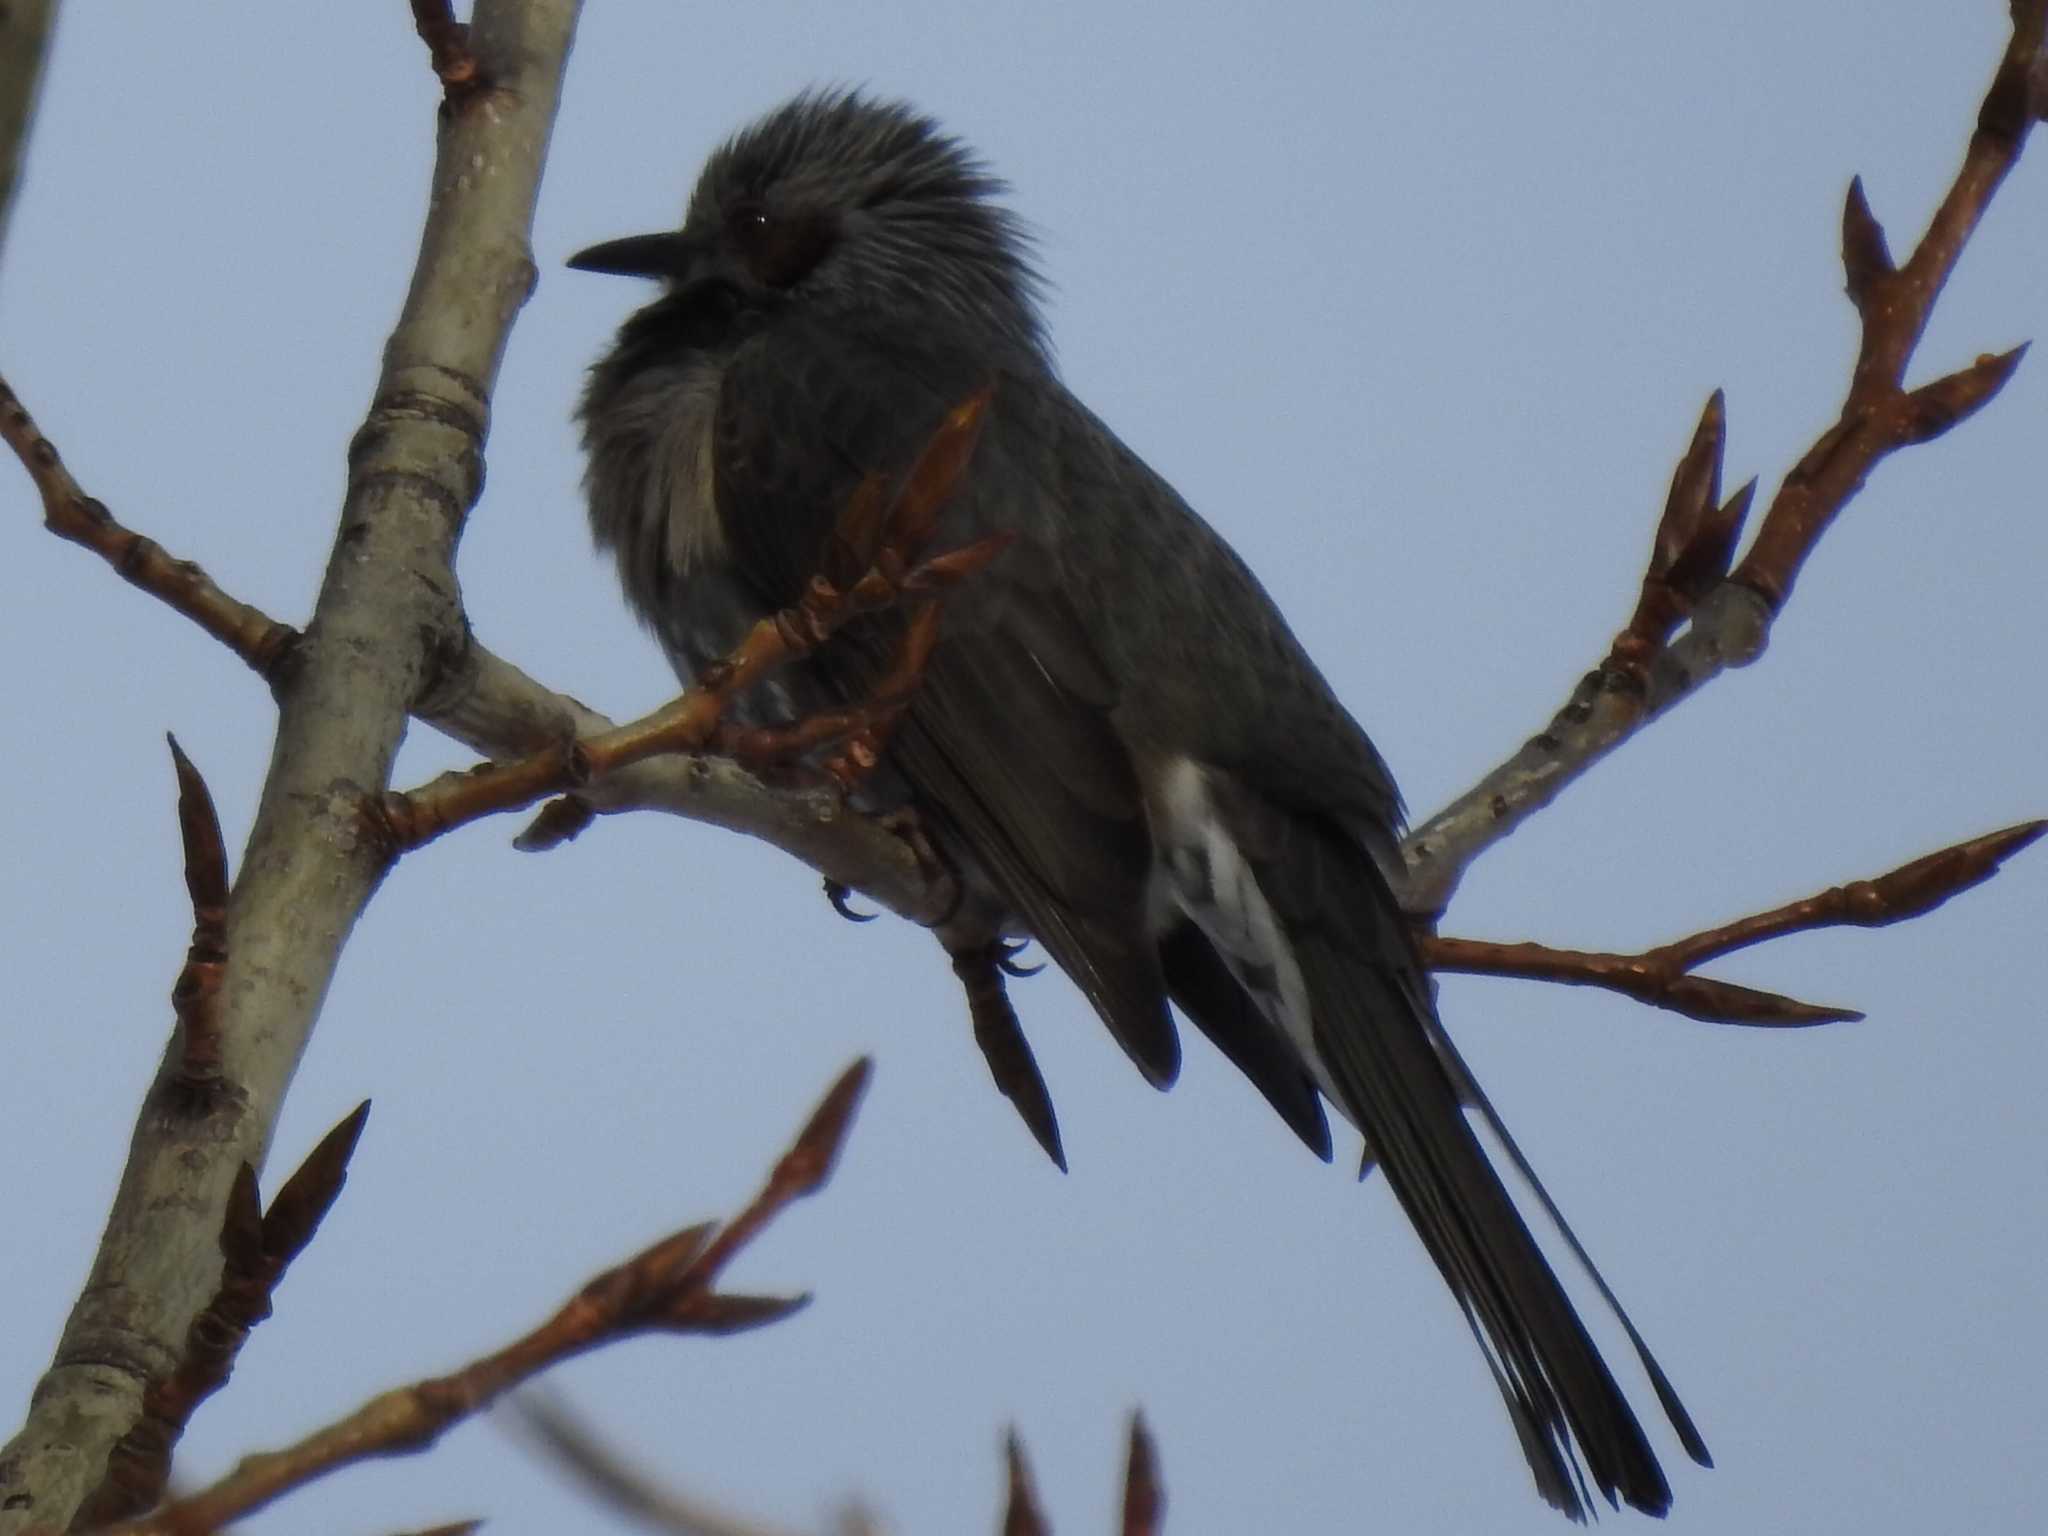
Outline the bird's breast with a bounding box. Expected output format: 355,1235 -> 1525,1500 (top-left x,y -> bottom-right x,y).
585,355 -> 730,627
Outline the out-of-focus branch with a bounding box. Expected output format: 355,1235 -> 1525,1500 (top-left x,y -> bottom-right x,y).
1119,1414 -> 1163,1536
75,1106 -> 369,1527
1001,1418 -> 1163,1536
1400,6 -> 2045,914
1426,820 -> 2045,1025
1000,1432 -> 1046,1536
0,8 -> 582,1532
0,0 -> 57,264
101,1061 -> 870,1536
512,1394 -> 813,1536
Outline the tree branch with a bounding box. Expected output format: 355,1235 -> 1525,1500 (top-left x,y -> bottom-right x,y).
0,374 -> 952,926
1399,4 -> 2045,914
375,530 -> 1005,855
0,6 -> 581,1530
0,381 -> 295,679
98,1060 -> 869,1536
1425,820 -> 2045,1026
512,1393 -> 815,1536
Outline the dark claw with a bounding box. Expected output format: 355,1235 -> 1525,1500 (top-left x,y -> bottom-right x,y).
996,939 -> 1044,977
824,879 -> 878,922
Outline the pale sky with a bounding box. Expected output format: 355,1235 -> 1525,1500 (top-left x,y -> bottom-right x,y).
3,5 -> 2044,1534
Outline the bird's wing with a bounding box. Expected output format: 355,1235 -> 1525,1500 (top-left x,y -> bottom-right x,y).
712,316 -> 1181,1090
1157,919 -> 1333,1160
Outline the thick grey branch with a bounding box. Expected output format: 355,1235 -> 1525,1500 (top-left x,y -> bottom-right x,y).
421,635 -> 946,925
0,5 -> 581,1530
1399,583 -> 1772,914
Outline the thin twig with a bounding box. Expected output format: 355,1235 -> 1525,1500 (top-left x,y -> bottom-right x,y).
1426,820 -> 2046,1025
0,370 -> 947,923
513,1392 -> 810,1536
101,1061 -> 870,1536
376,529 -> 1006,853
373,393 -> 1005,854
1401,6 -> 2045,913
0,379 -> 296,679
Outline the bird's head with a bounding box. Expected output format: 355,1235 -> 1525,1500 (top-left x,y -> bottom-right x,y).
569,91 -> 1046,359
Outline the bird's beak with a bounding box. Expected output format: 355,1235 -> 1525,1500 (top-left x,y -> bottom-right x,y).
566,231 -> 692,280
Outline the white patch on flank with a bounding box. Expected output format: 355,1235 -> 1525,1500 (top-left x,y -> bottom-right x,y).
1150,756 -> 1353,1124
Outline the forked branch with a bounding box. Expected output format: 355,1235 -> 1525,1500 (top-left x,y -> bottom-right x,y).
97,1061 -> 870,1536
76,1105 -> 370,1527
1426,818 -> 2046,1026
1400,4 -> 2047,914
372,393 -> 1004,855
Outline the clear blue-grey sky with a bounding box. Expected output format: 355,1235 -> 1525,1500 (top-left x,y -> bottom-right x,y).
3,5 -> 2044,1533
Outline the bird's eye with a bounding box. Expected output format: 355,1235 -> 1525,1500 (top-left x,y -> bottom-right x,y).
727,202 -> 835,290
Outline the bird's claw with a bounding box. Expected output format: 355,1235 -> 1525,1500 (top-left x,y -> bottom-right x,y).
824,879 -> 878,922
996,938 -> 1043,977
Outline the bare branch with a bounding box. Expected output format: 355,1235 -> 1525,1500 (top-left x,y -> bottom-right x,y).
0,381 -> 294,678
1401,8 -> 2043,913
513,1393 -> 810,1536
1426,821 -> 2046,1025
374,395 -> 1004,853
377,530 -> 1004,852
0,382 -> 949,922
100,1061 -> 869,1536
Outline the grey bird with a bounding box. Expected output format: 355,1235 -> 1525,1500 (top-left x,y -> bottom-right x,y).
570,91 -> 1711,1520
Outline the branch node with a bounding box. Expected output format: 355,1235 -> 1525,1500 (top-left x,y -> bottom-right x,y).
410,0 -> 485,106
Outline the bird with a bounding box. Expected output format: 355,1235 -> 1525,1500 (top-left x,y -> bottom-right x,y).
568,90 -> 1711,1520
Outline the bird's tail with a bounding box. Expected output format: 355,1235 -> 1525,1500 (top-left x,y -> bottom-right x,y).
1157,761 -> 1708,1518
1300,910 -> 1710,1518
